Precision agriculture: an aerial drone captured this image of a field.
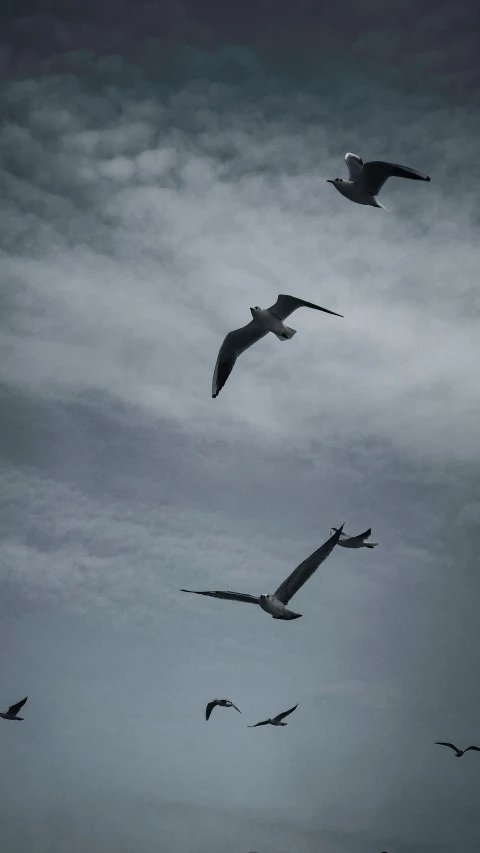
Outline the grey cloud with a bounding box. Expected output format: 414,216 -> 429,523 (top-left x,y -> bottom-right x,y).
1,63 -> 480,467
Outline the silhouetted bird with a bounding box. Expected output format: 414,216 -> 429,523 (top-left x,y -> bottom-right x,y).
0,696 -> 27,721
248,704 -> 298,728
435,741 -> 480,757
205,699 -> 241,721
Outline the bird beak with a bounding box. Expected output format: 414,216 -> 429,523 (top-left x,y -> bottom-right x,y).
326,179 -> 334,183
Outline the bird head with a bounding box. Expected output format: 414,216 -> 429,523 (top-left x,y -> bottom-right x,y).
250,306 -> 262,318
327,178 -> 343,185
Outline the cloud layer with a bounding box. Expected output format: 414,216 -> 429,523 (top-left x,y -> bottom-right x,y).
1,41 -> 480,853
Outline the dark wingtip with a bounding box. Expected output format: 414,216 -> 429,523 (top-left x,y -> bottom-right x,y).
331,523 -> 344,541
426,176 -> 431,181
316,305 -> 343,318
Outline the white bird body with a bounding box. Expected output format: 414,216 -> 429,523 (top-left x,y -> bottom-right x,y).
258,594 -> 301,620
328,176 -> 387,209
181,525 -> 344,620
250,307 -> 296,340
327,152 -> 430,209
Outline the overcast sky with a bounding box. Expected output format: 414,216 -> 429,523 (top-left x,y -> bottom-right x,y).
1,2 -> 480,852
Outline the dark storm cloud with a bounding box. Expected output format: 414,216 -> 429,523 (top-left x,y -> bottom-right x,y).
1,0 -> 480,104
1,12 -> 480,853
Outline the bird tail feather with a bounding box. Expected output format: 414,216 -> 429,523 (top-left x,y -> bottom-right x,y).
274,326 -> 296,341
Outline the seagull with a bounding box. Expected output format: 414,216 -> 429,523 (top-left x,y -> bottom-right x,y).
181,525 -> 344,620
248,704 -> 298,727
205,699 -> 242,721
330,527 -> 378,549
0,696 -> 27,721
327,152 -> 431,209
212,293 -> 343,397
435,741 -> 480,757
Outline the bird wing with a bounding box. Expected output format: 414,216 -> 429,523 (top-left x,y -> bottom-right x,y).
7,696 -> 27,715
247,719 -> 270,727
181,589 -> 260,605
274,703 -> 298,722
361,161 -> 431,195
344,152 -> 364,180
212,320 -> 268,397
267,294 -> 343,322
273,525 -> 344,604
464,746 -> 480,752
344,527 -> 372,545
231,703 -> 242,714
435,741 -> 461,753
205,701 -> 217,721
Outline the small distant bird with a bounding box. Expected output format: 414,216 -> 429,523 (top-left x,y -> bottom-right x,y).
0,696 -> 27,721
182,525 -> 344,620
327,152 -> 430,209
205,699 -> 242,721
330,527 -> 378,549
212,293 -> 342,398
248,704 -> 298,728
435,741 -> 480,757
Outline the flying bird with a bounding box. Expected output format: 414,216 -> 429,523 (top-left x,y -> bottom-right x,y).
181,525 -> 344,620
205,699 -> 242,721
330,527 -> 377,549
212,293 -> 343,398
248,704 -> 298,728
0,696 -> 28,721
435,741 -> 480,757
327,152 -> 430,209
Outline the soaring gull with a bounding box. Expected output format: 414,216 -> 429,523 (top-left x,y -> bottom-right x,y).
181,525 -> 344,620
248,704 -> 298,728
212,293 -> 343,398
0,696 -> 28,721
330,526 -> 378,549
205,699 -> 242,721
435,741 -> 480,758
327,152 -> 430,209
